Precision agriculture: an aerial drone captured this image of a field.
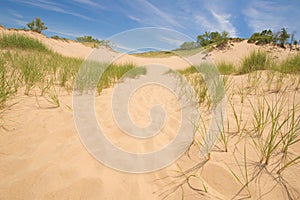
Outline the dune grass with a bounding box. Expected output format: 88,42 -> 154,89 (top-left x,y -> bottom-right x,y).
239,50 -> 269,74
132,51 -> 176,58
217,62 -> 236,75
173,46 -> 204,57
0,33 -> 144,108
97,63 -> 146,94
1,31 -> 300,199
248,94 -> 300,166
0,56 -> 19,108
174,50 -> 300,198
276,53 -> 300,73
0,33 -> 49,52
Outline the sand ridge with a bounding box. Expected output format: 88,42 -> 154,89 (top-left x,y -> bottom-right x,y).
0,28 -> 300,199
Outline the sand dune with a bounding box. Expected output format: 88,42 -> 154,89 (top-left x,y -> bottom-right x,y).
1,29 -> 300,199
210,40 -> 298,66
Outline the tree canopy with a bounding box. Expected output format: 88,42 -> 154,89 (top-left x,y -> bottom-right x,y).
197,31 -> 229,47
27,18 -> 47,34
248,28 -> 291,48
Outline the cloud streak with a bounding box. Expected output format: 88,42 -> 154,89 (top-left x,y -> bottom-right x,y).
243,0 -> 300,34
70,0 -> 106,9
10,0 -> 93,21
123,0 -> 183,29
195,8 -> 237,37
7,9 -> 23,19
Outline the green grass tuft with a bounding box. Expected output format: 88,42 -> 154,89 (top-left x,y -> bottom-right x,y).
0,33 -> 49,52
217,62 -> 236,75
239,50 -> 269,74
276,53 -> 300,73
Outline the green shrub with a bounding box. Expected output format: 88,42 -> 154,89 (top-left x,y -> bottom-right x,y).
27,18 -> 47,33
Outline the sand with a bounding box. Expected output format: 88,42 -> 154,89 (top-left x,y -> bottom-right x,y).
210,40 -> 298,66
0,29 -> 300,199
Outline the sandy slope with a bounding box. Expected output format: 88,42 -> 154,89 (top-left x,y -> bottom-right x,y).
210,40 -> 298,66
1,73 -> 300,199
1,29 -> 300,199
1,27 -> 296,68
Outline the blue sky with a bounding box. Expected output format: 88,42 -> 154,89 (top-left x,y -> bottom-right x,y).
1,0 -> 300,48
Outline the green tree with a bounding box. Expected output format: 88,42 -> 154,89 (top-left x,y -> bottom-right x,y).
197,31 -> 229,47
76,36 -> 99,43
179,41 -> 199,50
248,29 -> 273,45
221,31 -> 229,40
278,28 -> 290,48
27,18 -> 47,33
210,31 -> 221,41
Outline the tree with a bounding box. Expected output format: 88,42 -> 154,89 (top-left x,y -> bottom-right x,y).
196,31 -> 229,47
221,31 -> 229,41
76,36 -> 99,43
179,41 -> 199,50
197,32 -> 211,46
248,29 -> 273,45
75,36 -> 111,48
27,18 -> 47,33
210,31 -> 221,41
278,28 -> 290,48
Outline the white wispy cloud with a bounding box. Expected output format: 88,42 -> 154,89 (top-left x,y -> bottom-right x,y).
127,15 -> 142,23
195,7 -> 238,37
7,9 -> 23,19
47,28 -> 84,38
210,10 -> 237,36
13,19 -> 28,27
123,0 -> 183,29
195,14 -> 217,33
243,0 -> 300,34
70,0 -> 105,9
158,35 -> 186,46
10,0 -> 93,21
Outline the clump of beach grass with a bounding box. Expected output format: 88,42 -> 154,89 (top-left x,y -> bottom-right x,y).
217,61 -> 236,75
0,33 -> 144,107
239,50 -> 270,74
0,33 -> 49,52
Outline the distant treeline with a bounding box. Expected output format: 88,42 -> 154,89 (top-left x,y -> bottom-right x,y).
178,31 -> 237,50
178,28 -> 299,50
247,28 -> 298,48
75,36 -> 110,47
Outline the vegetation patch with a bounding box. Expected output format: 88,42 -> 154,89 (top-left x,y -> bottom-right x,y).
0,33 -> 49,52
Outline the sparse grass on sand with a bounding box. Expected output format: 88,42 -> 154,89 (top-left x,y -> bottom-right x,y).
0,33 -> 144,109
173,46 -> 204,57
217,61 -> 236,75
173,51 -> 300,199
0,33 -> 49,52
239,50 -> 269,74
132,51 -> 176,58
1,32 -> 300,199
276,53 -> 300,73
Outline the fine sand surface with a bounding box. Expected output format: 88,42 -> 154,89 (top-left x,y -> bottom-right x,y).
210,40 -> 298,66
1,74 -> 300,199
1,29 -> 300,199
